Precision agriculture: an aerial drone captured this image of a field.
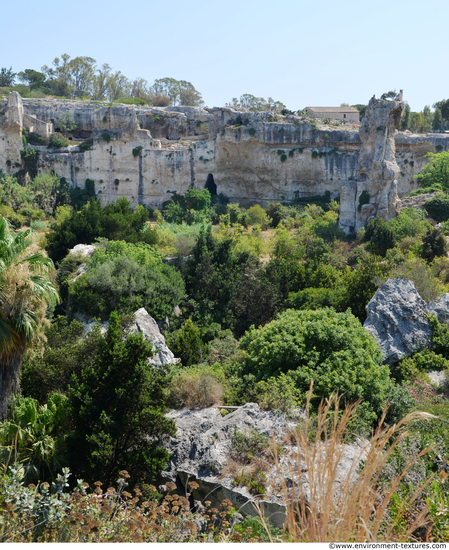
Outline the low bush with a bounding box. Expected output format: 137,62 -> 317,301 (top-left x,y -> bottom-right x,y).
246,204 -> 269,227
0,467 -> 238,542
252,373 -> 304,417
239,308 -> 393,423
394,350 -> 449,383
48,132 -> 69,149
26,132 -> 46,146
169,369 -> 223,409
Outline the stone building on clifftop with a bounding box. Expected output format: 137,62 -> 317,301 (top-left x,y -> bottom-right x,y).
304,106 -> 360,123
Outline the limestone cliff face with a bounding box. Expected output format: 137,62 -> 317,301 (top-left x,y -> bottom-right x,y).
0,92 -> 23,170
339,93 -> 404,233
0,92 -> 448,212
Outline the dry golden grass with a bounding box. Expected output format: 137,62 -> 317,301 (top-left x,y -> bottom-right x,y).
269,387 -> 437,542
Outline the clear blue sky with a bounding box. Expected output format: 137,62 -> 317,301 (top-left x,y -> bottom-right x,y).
3,0 -> 448,112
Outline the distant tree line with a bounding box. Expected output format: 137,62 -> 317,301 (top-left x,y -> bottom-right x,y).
0,55 -> 203,107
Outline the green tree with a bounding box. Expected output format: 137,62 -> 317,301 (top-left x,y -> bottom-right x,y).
57,114 -> 77,136
151,78 -> 203,106
433,107 -> 443,132
18,69 -> 47,92
45,198 -> 149,263
169,318 -> 206,366
340,255 -> 391,321
416,152 -> 449,192
434,99 -> 449,122
364,217 -> 396,256
0,217 -> 59,418
21,316 -> 100,403
0,67 -> 16,87
239,308 -> 392,420
67,311 -> 175,486
69,240 -> 185,321
422,227 -> 448,262
185,188 -> 211,211
0,173 -> 33,210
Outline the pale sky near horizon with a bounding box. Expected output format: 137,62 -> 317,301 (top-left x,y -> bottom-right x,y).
2,0 -> 448,112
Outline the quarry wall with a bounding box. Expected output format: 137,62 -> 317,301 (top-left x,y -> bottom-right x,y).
1,92 -> 449,213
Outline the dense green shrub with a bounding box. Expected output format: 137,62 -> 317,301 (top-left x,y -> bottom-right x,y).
21,316 -> 101,403
0,173 -> 33,210
246,204 -> 269,227
20,147 -> 40,177
340,255 -> 392,321
78,139 -> 93,153
163,201 -> 185,224
183,226 -> 280,335
252,373 -> 303,416
364,217 -> 396,256
358,190 -> 370,212
429,315 -> 449,358
415,151 -> 449,192
45,198 -> 149,262
287,286 -> 343,310
394,350 -> 449,384
312,210 -> 345,243
240,308 -> 393,419
424,194 -> 449,222
387,207 -> 430,241
69,239 -> 184,321
26,132 -> 46,146
48,132 -> 70,149
132,145 -> 143,157
166,319 -> 207,366
383,385 -> 415,426
422,227 -> 448,262
67,311 -> 175,486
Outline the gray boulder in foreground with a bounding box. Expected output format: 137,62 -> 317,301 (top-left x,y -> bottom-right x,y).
161,404 -> 368,528
128,308 -> 179,366
364,279 -> 432,365
364,278 -> 449,365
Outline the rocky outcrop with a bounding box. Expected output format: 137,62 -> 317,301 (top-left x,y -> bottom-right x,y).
363,278 -> 449,364
162,404 -> 368,528
396,191 -> 440,212
83,307 -> 178,365
1,92 -> 448,212
68,243 -> 97,258
339,92 -> 404,233
0,92 -> 23,169
129,307 -> 178,365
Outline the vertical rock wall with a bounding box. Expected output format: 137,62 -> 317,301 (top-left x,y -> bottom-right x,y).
339,92 -> 404,233
1,92 -> 448,213
0,92 -> 23,170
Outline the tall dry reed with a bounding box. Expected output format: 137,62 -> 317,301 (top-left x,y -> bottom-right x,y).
270,389 -> 436,542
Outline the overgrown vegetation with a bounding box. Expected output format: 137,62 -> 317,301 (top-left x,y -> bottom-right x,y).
1,152 -> 449,541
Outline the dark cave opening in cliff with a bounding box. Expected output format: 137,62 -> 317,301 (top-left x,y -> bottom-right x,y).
205,173 -> 217,195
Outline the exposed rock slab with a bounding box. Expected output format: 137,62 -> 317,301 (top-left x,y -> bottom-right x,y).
128,307 -> 178,366
427,294 -> 449,324
162,404 -> 368,528
68,243 -> 97,258
364,278 -> 449,364
82,307 -> 178,366
364,279 -> 433,364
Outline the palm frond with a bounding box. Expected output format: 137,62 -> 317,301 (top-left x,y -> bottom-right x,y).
29,276 -> 60,304
22,253 -> 54,269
